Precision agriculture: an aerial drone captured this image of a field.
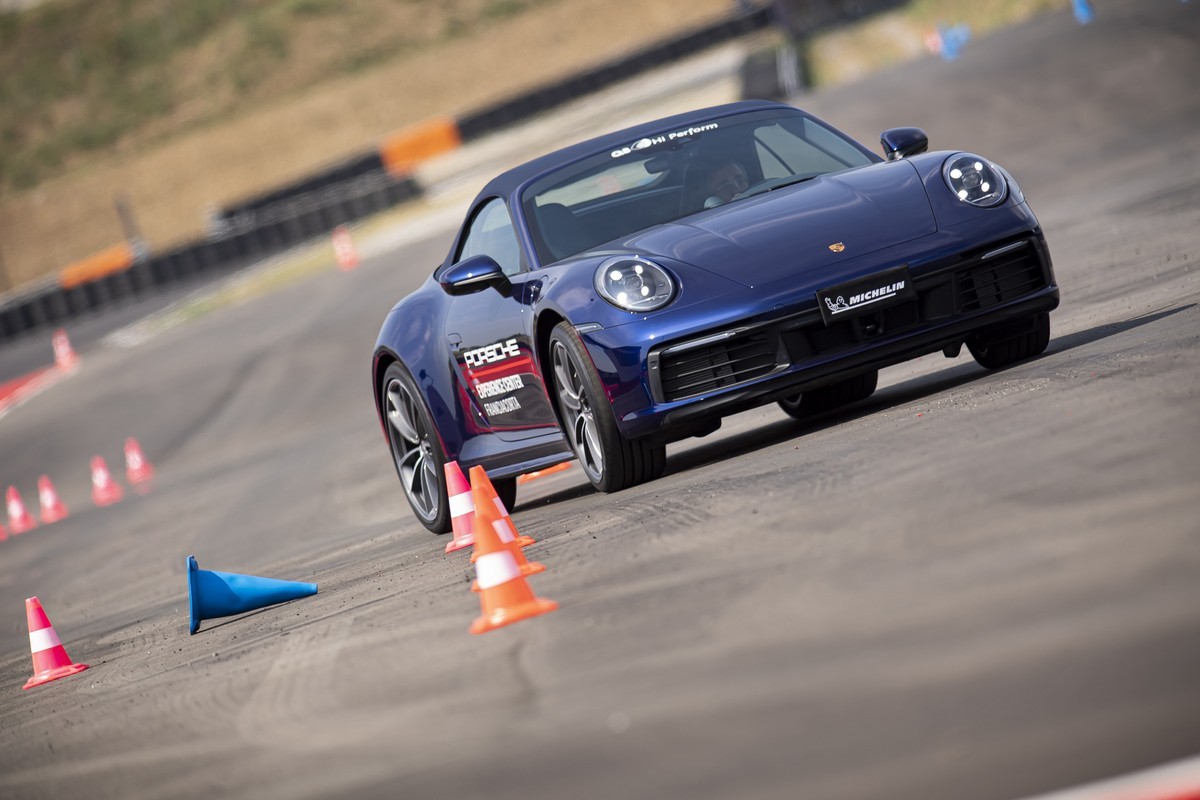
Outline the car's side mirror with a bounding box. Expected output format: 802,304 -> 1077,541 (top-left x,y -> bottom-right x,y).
439,254 -> 510,296
880,127 -> 929,161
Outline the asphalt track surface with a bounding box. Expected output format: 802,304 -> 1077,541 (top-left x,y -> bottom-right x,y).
1,2 -> 1198,798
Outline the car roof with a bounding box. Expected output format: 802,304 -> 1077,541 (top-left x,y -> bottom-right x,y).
476,99 -> 796,199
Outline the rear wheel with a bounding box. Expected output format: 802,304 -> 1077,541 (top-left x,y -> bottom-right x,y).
968,312 -> 1051,369
382,362 -> 449,533
549,322 -> 665,492
778,370 -> 878,419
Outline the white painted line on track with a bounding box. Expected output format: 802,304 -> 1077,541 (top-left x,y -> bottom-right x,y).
1015,755 -> 1200,800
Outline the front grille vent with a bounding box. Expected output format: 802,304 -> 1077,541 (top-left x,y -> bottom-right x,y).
957,244 -> 1045,312
659,333 -> 777,402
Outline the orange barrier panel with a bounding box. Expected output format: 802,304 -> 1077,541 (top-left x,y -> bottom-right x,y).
380,117 -> 462,176
58,243 -> 134,289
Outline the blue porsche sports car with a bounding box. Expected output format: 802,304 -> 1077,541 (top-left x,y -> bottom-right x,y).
373,100 -> 1059,532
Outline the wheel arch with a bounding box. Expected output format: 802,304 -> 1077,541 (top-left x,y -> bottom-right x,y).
534,308 -> 568,426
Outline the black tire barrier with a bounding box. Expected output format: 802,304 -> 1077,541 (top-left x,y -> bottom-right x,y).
0,171 -> 425,346
457,6 -> 772,142
216,151 -> 388,224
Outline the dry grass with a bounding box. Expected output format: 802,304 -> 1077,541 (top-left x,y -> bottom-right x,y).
0,0 -> 729,290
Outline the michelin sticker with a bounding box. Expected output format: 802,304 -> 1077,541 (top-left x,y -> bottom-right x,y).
611,123 -> 719,159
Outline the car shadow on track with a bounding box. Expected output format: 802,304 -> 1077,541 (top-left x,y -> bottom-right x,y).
664,304 -> 1194,480
522,304 -> 1191,511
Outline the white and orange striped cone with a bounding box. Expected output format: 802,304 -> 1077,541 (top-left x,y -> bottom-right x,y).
469,467 -> 534,553
467,466 -> 543,582
37,475 -> 69,524
468,478 -> 557,634
444,461 -> 475,553
23,597 -> 89,689
6,485 -> 37,534
51,328 -> 79,372
90,456 -> 124,507
124,437 -> 155,493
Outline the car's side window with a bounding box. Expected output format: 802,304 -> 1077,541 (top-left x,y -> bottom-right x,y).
456,198 -> 523,276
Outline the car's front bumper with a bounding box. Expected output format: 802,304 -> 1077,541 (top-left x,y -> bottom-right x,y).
581,215 -> 1059,441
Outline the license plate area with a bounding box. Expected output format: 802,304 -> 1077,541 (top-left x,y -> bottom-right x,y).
816,264 -> 917,326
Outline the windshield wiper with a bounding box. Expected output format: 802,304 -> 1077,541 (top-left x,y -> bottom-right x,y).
737,173 -> 822,201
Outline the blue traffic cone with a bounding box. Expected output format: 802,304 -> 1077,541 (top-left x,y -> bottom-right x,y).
1072,0 -> 1094,24
938,23 -> 972,61
187,555 -> 317,634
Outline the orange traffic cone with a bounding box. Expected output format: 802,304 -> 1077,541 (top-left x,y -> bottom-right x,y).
51,328 -> 79,372
444,461 -> 475,553
470,467 -> 534,551
468,477 -> 557,634
23,597 -> 89,689
467,466 -> 543,582
90,456 -> 124,507
37,475 -> 69,524
124,437 -> 155,492
6,486 -> 37,534
332,225 -> 360,271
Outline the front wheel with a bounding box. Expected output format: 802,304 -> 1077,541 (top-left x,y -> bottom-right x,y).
968,312 -> 1051,369
778,370 -> 878,419
382,362 -> 450,533
549,322 -> 665,492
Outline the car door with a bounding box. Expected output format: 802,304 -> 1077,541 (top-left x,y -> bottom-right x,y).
444,197 -> 558,440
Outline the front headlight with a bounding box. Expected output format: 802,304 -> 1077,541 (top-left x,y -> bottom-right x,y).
594,256 -> 675,312
943,153 -> 1007,207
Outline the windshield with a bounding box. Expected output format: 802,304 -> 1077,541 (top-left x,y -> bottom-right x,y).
521,109 -> 876,264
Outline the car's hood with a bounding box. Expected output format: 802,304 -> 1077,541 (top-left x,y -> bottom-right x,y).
615,160 -> 937,288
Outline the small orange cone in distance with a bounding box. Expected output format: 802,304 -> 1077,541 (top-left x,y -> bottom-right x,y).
468,480 -> 557,634
6,486 -> 37,534
38,476 -> 69,524
332,225 -> 360,271
23,597 -> 89,689
444,461 -> 475,553
518,461 -> 572,484
469,467 -> 534,553
90,456 -> 124,507
51,328 -> 79,372
124,437 -> 155,492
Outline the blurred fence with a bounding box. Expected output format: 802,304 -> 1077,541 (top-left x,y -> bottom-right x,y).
0,170 -> 420,341
0,4 -> 773,345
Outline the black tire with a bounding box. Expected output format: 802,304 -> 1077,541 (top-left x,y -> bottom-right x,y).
968,312 -> 1051,369
778,369 -> 878,420
381,362 -> 450,533
548,321 -> 666,492
494,476 -> 517,513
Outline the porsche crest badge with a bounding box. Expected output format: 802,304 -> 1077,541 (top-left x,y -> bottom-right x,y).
828,242 -> 846,253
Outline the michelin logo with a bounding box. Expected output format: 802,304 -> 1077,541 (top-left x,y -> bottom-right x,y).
824,281 -> 906,315
610,123 -> 719,158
